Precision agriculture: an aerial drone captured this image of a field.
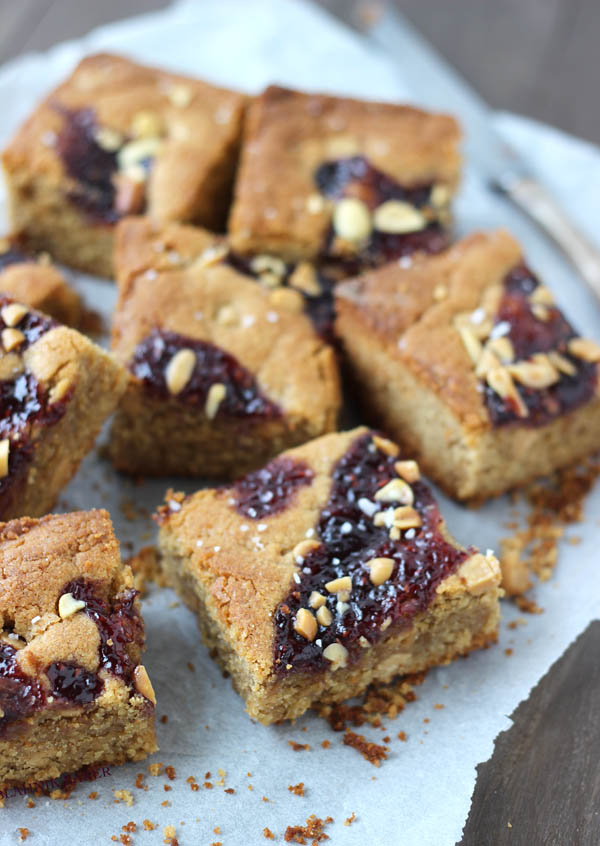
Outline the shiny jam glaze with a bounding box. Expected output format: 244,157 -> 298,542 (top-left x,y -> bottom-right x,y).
0,582 -> 145,733
130,329 -> 282,421
485,264 -> 597,427
225,252 -> 337,342
66,580 -> 144,683
273,432 -> 470,674
233,457 -> 314,519
56,108 -> 120,223
0,298 -> 65,514
314,155 -> 449,267
45,661 -> 104,706
0,642 -> 45,735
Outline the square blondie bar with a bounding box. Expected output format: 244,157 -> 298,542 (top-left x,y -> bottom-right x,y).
157,427 -> 500,724
0,296 -> 126,519
228,85 -> 461,269
109,217 -> 340,478
0,238 -> 82,327
2,53 -> 246,277
0,509 -> 157,790
335,230 -> 600,501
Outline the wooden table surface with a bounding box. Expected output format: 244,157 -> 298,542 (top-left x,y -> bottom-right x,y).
0,2 -> 597,844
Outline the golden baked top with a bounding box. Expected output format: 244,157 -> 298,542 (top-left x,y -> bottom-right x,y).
2,53 -> 247,227
157,427 -> 499,682
0,510 -> 154,734
335,230 -> 600,432
228,85 -> 461,261
112,217 -> 340,428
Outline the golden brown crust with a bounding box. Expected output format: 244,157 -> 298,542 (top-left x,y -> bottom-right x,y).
158,427 -> 501,723
109,218 -> 341,477
0,258 -> 82,327
228,84 -> 461,260
2,53 -> 247,275
0,510 -> 157,789
334,230 -> 600,500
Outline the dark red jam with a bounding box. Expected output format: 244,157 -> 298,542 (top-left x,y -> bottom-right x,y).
314,155 -> 449,268
0,582 -> 145,734
232,457 -> 314,519
485,264 -> 596,427
65,580 -> 144,683
272,432 -> 470,674
130,329 -> 282,421
0,642 -> 45,735
45,661 -> 104,706
0,298 -> 66,515
55,108 -> 120,223
225,252 -> 336,343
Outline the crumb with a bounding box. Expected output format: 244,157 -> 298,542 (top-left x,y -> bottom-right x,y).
343,729 -> 388,766
163,824 -> 178,845
161,800 -> 170,808
224,788 -> 235,795
288,740 -> 311,751
383,735 -> 390,742
505,648 -> 514,656
186,777 -> 200,792
160,715 -> 168,724
316,674 -> 421,730
288,782 -> 305,796
397,731 -> 407,742
568,535 -> 582,545
262,796 -> 270,802
213,827 -> 221,834
164,785 -> 172,792
26,798 -> 35,808
433,704 -> 444,710
345,812 -> 357,826
515,596 -> 544,614
149,762 -> 164,776
423,718 -> 430,724
125,545 -> 166,595
88,791 -> 99,800
204,782 -> 214,789
187,662 -> 195,672
135,773 -> 145,789
122,822 -> 137,833
248,784 -> 253,791
264,828 -> 276,840
119,836 -> 131,846
18,829 -> 30,843
113,789 -> 134,807
284,814 -> 333,844
321,739 -> 331,749
144,820 -> 156,831
165,766 -> 176,780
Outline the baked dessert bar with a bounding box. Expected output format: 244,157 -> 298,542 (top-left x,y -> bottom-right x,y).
2,53 -> 246,277
0,296 -> 126,519
0,509 -> 157,790
157,427 -> 501,724
0,237 -> 82,327
109,217 -> 340,478
335,230 -> 600,501
228,85 -> 461,270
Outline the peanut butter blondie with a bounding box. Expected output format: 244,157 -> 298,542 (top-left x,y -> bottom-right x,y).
0,509 -> 157,790
228,85 -> 461,270
335,230 -> 600,501
156,427 -> 500,724
109,217 -> 340,478
2,53 -> 246,277
0,296 -> 126,519
0,238 -> 82,327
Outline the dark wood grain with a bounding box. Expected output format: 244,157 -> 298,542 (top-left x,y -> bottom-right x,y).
459,621 -> 600,846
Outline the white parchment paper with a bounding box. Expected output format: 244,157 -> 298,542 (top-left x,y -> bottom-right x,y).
0,2 -> 599,844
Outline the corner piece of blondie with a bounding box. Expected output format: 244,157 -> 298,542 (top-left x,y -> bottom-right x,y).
156,427 -> 500,724
0,509 -> 157,790
2,53 -> 246,277
334,230 -> 600,501
228,85 -> 461,269
0,238 -> 82,327
109,217 -> 340,478
0,296 -> 126,519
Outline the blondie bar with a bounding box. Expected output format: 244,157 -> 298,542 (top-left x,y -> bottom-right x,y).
109,217 -> 340,478
157,427 -> 500,724
0,296 -> 126,519
2,53 -> 246,277
0,238 -> 82,327
335,230 -> 600,501
228,85 -> 461,270
0,509 -> 157,790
